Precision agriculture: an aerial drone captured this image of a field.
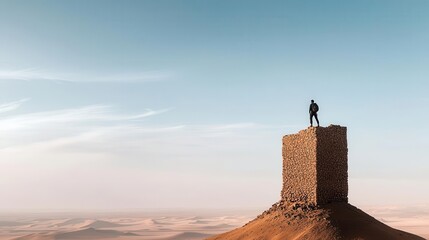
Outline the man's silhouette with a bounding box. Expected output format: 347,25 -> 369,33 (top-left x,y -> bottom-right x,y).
309,100 -> 319,127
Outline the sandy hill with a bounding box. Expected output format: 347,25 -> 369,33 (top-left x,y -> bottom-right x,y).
207,201 -> 425,240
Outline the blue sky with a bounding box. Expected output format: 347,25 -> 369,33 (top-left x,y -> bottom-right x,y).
0,0 -> 428,210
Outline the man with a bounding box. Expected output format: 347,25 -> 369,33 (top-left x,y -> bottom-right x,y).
309,99 -> 319,127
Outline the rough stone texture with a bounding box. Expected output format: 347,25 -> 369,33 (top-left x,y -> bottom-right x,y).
281,125 -> 348,205
281,127 -> 318,204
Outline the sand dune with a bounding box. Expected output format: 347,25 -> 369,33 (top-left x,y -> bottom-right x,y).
193,220 -> 210,224
150,219 -> 173,225
12,233 -> 54,240
201,223 -> 235,229
0,221 -> 29,227
161,232 -> 212,240
81,220 -> 125,229
56,228 -> 138,239
140,218 -> 157,226
55,219 -> 89,228
14,228 -> 138,240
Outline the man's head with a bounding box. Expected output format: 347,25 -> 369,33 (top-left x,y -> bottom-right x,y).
311,100 -> 314,103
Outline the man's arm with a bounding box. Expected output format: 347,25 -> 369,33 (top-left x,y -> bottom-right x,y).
309,104 -> 312,113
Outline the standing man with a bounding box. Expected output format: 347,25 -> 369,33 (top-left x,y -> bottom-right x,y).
309,100 -> 319,127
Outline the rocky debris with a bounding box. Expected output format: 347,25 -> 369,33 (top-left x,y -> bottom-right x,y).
257,200 -> 325,223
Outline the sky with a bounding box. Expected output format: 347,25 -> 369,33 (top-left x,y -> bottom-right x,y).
0,0 -> 428,210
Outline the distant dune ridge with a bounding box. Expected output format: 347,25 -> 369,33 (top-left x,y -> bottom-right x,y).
13,227 -> 138,240
0,221 -> 29,227
81,220 -> 126,229
55,219 -> 88,228
161,232 -> 213,240
2,214 -> 251,240
208,125 -> 425,240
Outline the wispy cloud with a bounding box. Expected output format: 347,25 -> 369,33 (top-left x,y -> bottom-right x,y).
0,101 -> 286,166
0,68 -> 170,82
0,68 -> 63,81
0,98 -> 29,114
0,105 -> 168,131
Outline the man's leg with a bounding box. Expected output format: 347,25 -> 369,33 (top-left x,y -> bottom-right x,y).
310,113 -> 313,127
315,114 -> 319,127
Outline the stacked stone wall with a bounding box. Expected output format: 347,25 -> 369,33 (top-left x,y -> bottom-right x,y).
281,128 -> 317,203
316,126 -> 348,204
281,125 -> 348,205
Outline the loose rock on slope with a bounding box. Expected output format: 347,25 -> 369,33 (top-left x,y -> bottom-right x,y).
207,201 -> 425,240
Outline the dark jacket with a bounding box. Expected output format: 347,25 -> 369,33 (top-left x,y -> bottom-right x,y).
309,103 -> 318,113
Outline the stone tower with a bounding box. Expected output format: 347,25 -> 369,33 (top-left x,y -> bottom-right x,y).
281,125 -> 348,205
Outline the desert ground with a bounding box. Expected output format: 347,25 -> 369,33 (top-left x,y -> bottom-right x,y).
0,205 -> 427,240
